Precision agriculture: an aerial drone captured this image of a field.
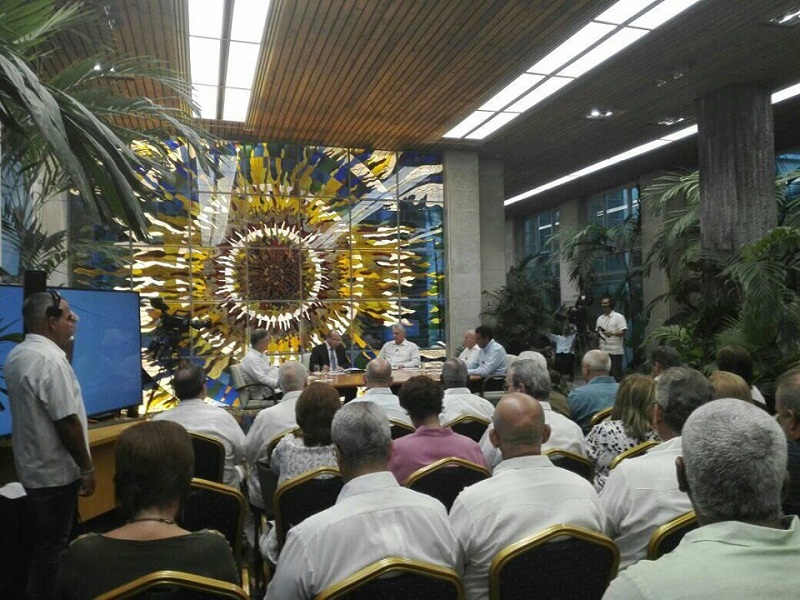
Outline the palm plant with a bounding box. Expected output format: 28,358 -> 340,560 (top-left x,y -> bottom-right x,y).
0,0 -> 220,240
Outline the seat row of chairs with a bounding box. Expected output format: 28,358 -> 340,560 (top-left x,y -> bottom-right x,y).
95,511 -> 699,599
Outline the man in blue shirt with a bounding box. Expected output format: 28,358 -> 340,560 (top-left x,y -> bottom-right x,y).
567,349 -> 618,433
468,325 -> 508,378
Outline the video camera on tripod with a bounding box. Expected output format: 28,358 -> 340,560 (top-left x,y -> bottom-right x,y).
556,294 -> 593,332
146,297 -> 211,363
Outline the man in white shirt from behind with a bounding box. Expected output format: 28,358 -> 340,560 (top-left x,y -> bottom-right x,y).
439,358 -> 494,425
457,329 -> 480,369
265,402 -> 462,600
600,366 -> 714,570
153,362 -> 245,488
244,360 -> 308,509
480,359 -> 585,470
350,358 -> 412,426
451,392 -> 605,600
378,323 -> 420,368
240,328 -> 280,399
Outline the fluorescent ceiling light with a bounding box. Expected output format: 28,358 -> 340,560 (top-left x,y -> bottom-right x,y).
231,0 -> 271,42
558,27 -> 648,78
192,84 -> 218,119
527,21 -> 615,75
507,77 -> 572,113
443,111 -> 494,138
630,0 -> 703,30
466,112 -> 519,140
225,42 -> 260,88
595,0 -> 659,25
505,79 -> 800,206
189,37 -> 221,86
479,73 -> 544,111
188,0 -> 224,37
222,87 -> 251,121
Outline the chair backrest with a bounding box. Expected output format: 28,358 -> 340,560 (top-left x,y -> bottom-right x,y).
274,467 -> 344,550
266,427 -> 301,463
609,440 -> 661,471
489,524 -> 619,600
255,458 -> 280,520
544,449 -> 594,482
300,352 -> 311,369
443,415 -> 491,443
189,433 -> 226,483
404,457 -> 491,511
589,406 -> 613,428
229,363 -> 249,403
315,557 -> 464,600
0,486 -> 31,598
389,419 -> 415,440
647,510 -> 698,560
94,570 -> 248,600
181,479 -> 246,565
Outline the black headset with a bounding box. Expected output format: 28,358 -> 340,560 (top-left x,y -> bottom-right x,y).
46,290 -> 63,319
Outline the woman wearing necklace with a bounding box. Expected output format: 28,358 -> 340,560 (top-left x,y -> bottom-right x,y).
56,420 -> 238,599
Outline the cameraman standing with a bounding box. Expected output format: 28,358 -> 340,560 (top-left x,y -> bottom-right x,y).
596,297 -> 626,381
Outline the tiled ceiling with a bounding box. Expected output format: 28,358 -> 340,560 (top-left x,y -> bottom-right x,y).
48,0 -> 800,214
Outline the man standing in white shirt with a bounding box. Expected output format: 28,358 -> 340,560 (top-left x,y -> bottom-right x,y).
600,366 -> 713,570
468,325 -> 507,378
451,393 -> 605,600
350,358 -> 412,426
439,358 -> 494,424
595,297 -> 627,381
266,402 -> 461,600
153,362 -> 246,489
457,329 -> 480,369
240,329 -> 279,399
378,323 -> 420,368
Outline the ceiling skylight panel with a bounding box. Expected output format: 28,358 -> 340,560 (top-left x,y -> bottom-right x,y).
188,0 -> 224,37
443,111 -> 494,138
594,0 -> 659,25
630,0 -> 703,30
225,41 -> 260,88
231,0 -> 271,42
466,112 -> 519,140
527,21 -> 616,75
479,73 -> 545,112
557,27 -> 647,78
192,84 -> 218,119
222,87 -> 251,121
507,77 -> 572,113
189,37 -> 221,86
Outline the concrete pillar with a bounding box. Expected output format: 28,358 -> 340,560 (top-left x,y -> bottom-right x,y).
639,171 -> 674,335
697,85 -> 776,259
443,151 -> 482,352
558,197 -> 581,304
479,159 -> 506,315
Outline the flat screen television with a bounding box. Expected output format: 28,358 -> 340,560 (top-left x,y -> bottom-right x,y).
0,285 -> 142,437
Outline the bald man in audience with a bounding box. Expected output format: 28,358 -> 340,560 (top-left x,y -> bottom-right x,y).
349,358 -> 412,426
439,358 -> 494,424
266,402 -> 461,599
480,359 -> 585,470
774,368 -> 800,514
244,361 -> 307,510
600,366 -> 713,570
567,349 -> 619,433
604,399 -> 800,599
451,393 -> 605,600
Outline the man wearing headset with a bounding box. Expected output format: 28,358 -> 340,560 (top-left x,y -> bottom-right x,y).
6,291 -> 95,599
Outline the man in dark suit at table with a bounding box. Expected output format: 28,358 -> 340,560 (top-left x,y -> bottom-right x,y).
309,330 -> 351,373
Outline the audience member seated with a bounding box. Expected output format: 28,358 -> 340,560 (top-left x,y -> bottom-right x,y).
480,359 -> 585,470
450,393 -> 605,600
56,421 -> 238,599
265,402 -> 461,599
586,374 -> 661,492
568,350 -> 619,433
309,330 -> 350,373
604,399 -> 800,599
153,363 -> 245,488
389,376 -> 486,483
516,351 -> 571,417
262,382 -> 341,563
244,361 -> 308,510
240,329 -> 280,399
715,344 -> 766,406
649,345 -> 683,380
350,358 -> 412,426
457,329 -> 481,369
439,358 -> 495,423
775,368 -> 800,513
467,325 -> 508,378
709,370 -> 753,403
600,366 -> 713,570
378,323 -> 421,369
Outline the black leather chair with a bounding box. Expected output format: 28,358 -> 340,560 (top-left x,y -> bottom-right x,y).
189,432 -> 226,483
315,557 -> 464,600
489,524 -> 619,600
647,510 -> 698,559
404,457 -> 491,511
544,449 -> 594,482
274,467 -> 344,550
95,570 -> 248,599
444,415 -> 491,442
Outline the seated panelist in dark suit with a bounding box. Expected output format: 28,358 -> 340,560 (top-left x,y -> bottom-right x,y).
310,330 -> 351,372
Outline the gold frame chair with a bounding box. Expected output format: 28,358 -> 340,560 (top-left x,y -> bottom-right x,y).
489,524 -> 619,600
609,440 -> 661,471
189,432 -> 226,483
647,510 -> 698,560
315,557 -> 464,600
589,406 -> 613,428
544,449 -> 594,481
389,419 -> 415,439
443,415 -> 491,442
95,570 -> 248,600
403,456 -> 491,487
273,467 -> 343,549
